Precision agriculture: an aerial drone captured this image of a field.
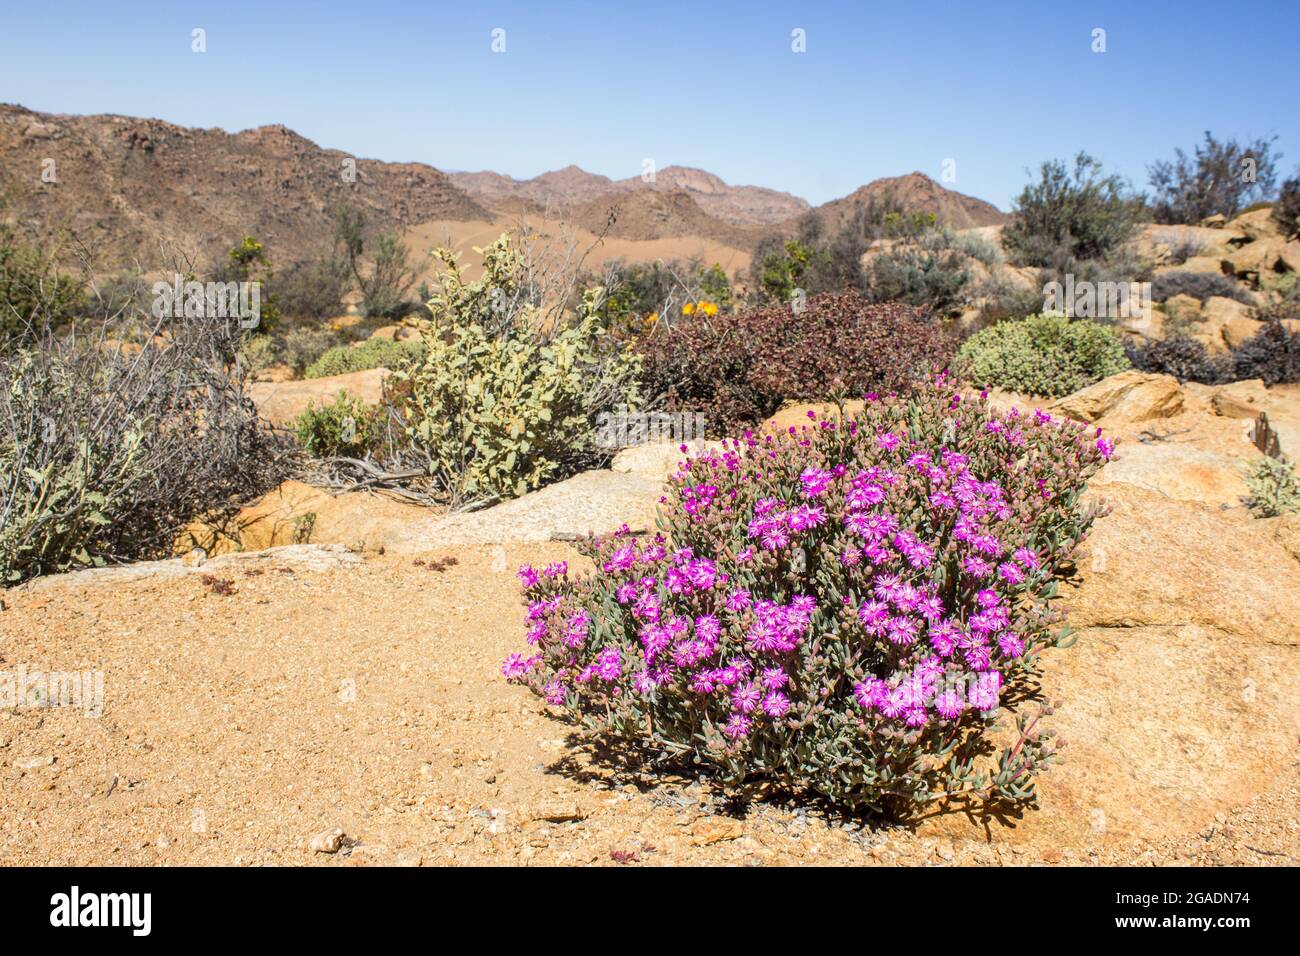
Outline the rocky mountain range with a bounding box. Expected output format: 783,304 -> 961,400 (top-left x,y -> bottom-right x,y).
448,163 -> 811,226
0,103 -> 488,270
1,104 -> 1007,271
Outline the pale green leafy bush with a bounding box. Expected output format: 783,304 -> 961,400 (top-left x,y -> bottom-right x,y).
956,313 -> 1130,397
392,235 -> 643,505
1244,457 -> 1300,517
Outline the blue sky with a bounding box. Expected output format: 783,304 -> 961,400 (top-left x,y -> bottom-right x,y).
2,1 -> 1296,209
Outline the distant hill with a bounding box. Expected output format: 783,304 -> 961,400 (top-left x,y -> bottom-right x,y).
449,163 -> 811,226
567,187 -> 771,248
0,104 -> 488,270
797,171 -> 1009,236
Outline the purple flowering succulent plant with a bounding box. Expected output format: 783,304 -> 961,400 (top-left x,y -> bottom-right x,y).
503,376 -> 1111,813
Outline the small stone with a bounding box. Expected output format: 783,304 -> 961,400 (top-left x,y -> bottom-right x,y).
16,755 -> 55,770
309,826 -> 346,854
529,802 -> 585,823
691,817 -> 744,845
1042,847 -> 1062,864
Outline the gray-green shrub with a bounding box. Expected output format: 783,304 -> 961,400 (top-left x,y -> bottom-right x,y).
956,313 -> 1131,397
391,234 -> 643,506
304,336 -> 422,378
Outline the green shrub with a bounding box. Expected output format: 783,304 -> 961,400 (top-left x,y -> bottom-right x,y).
392,234 -> 643,505
1004,153 -> 1141,269
1274,176 -> 1299,239
1,222 -> 86,349
277,256 -> 351,319
304,336 -> 422,378
864,229 -> 974,315
293,391 -> 378,459
1244,457 -> 1300,517
212,236 -> 282,334
1148,132 -> 1280,224
956,313 -> 1131,397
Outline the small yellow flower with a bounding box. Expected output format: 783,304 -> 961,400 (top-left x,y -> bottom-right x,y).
700,301 -> 719,317
682,302 -> 695,316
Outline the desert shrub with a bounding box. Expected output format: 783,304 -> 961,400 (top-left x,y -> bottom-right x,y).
391,234 -> 643,505
1257,277 -> 1300,323
637,292 -> 954,437
86,268 -> 150,321
750,236 -> 830,304
238,333 -> 280,375
956,313 -> 1130,397
276,256 -> 351,319
293,391 -> 378,459
1244,457 -> 1300,518
972,271 -> 1046,326
0,318 -> 291,584
211,236 -> 282,334
864,230 -> 974,315
747,197 -> 936,305
278,325 -> 343,376
334,207 -> 420,319
1125,335 -> 1231,384
1273,176 -> 1300,239
1231,320 -> 1300,385
1150,270 -> 1253,305
1148,132 -> 1280,224
0,222 -> 86,349
502,377 -> 1110,813
1150,228 -> 1209,266
304,336 -> 422,378
587,257 -> 734,334
1003,153 -> 1142,269
951,232 -> 1003,268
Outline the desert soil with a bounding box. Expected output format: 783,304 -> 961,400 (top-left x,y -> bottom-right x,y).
1,542 -> 1294,868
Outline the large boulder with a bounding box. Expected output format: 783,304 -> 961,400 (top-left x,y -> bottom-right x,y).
1201,295 -> 1260,351
1050,371 -> 1184,425
1222,237 -> 1297,283
1091,443 -> 1247,509
178,480 -> 426,555
1227,207 -> 1284,242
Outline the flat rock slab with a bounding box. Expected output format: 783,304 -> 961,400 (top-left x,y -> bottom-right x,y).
387,468 -> 666,551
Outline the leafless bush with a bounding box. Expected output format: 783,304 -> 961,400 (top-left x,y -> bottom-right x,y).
1,312 -> 294,583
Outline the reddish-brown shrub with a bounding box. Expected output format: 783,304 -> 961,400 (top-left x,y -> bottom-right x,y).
635,292 -> 954,437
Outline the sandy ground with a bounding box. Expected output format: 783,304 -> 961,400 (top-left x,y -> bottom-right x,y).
401,215 -> 752,285
1,545 -> 1294,867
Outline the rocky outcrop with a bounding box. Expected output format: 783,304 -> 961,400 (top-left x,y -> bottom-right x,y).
1050,371 -> 1184,424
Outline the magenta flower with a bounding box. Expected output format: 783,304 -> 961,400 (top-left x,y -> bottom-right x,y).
731,683 -> 761,713
761,690 -> 791,718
